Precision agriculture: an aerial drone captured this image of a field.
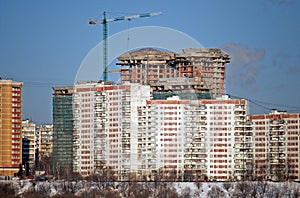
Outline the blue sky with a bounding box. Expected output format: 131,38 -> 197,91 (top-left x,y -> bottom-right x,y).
1,0 -> 300,124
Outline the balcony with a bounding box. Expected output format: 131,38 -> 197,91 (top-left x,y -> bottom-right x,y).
199,121 -> 207,125
269,159 -> 285,164
272,119 -> 284,124
269,142 -> 285,147
235,116 -> 246,122
234,106 -> 245,111
269,148 -> 285,153
233,128 -> 244,133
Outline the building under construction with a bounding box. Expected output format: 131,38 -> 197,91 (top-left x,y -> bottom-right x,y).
117,48 -> 230,99
52,86 -> 74,172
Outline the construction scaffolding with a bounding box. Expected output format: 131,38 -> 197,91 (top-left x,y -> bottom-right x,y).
52,86 -> 74,170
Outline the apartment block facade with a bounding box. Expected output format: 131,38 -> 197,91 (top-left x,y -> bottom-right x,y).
37,124 -> 53,158
51,80 -> 300,182
0,79 -> 23,176
22,120 -> 36,171
251,110 -> 300,181
73,82 -> 150,179
199,96 -> 250,181
136,95 -> 249,181
137,97 -> 189,181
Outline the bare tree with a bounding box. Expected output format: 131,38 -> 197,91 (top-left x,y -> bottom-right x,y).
22,190 -> 45,198
207,185 -> 225,198
155,185 -> 179,198
223,182 -> 233,192
290,184 -> 300,198
123,182 -> 152,198
285,157 -> 292,181
181,187 -> 191,198
37,156 -> 53,175
0,183 -> 16,198
86,167 -> 116,191
231,182 -> 251,198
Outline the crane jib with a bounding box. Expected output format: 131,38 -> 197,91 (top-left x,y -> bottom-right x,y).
89,11 -> 162,81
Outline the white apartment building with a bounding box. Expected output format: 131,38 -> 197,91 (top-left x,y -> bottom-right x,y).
251,110 -> 300,181
137,96 -> 189,181
37,124 -> 53,158
137,95 -> 249,181
197,95 -> 250,181
183,101 -> 209,181
22,120 -> 36,169
71,85 -> 299,182
73,82 -> 150,179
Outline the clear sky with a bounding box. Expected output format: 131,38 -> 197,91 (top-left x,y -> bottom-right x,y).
1,0 -> 300,124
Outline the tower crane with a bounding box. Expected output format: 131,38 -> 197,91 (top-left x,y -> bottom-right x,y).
89,11 -> 162,81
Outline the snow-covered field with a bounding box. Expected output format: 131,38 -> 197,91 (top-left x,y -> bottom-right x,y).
1,179 -> 299,197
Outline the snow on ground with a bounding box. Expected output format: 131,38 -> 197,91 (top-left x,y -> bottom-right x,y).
2,179 -> 299,197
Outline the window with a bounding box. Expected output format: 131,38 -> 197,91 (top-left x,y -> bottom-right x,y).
12,87 -> 20,91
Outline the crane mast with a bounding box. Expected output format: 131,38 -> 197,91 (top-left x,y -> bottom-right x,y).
103,12 -> 108,82
89,11 -> 162,81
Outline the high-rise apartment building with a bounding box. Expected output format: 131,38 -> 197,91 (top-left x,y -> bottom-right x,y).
137,95 -> 249,181
52,86 -> 74,170
37,124 -> 53,158
53,79 -> 299,182
137,96 -> 189,181
22,120 -> 36,171
198,95 -> 250,181
251,110 -> 300,181
183,100 -> 208,181
73,82 -> 150,179
117,48 -> 230,99
0,79 -> 23,176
